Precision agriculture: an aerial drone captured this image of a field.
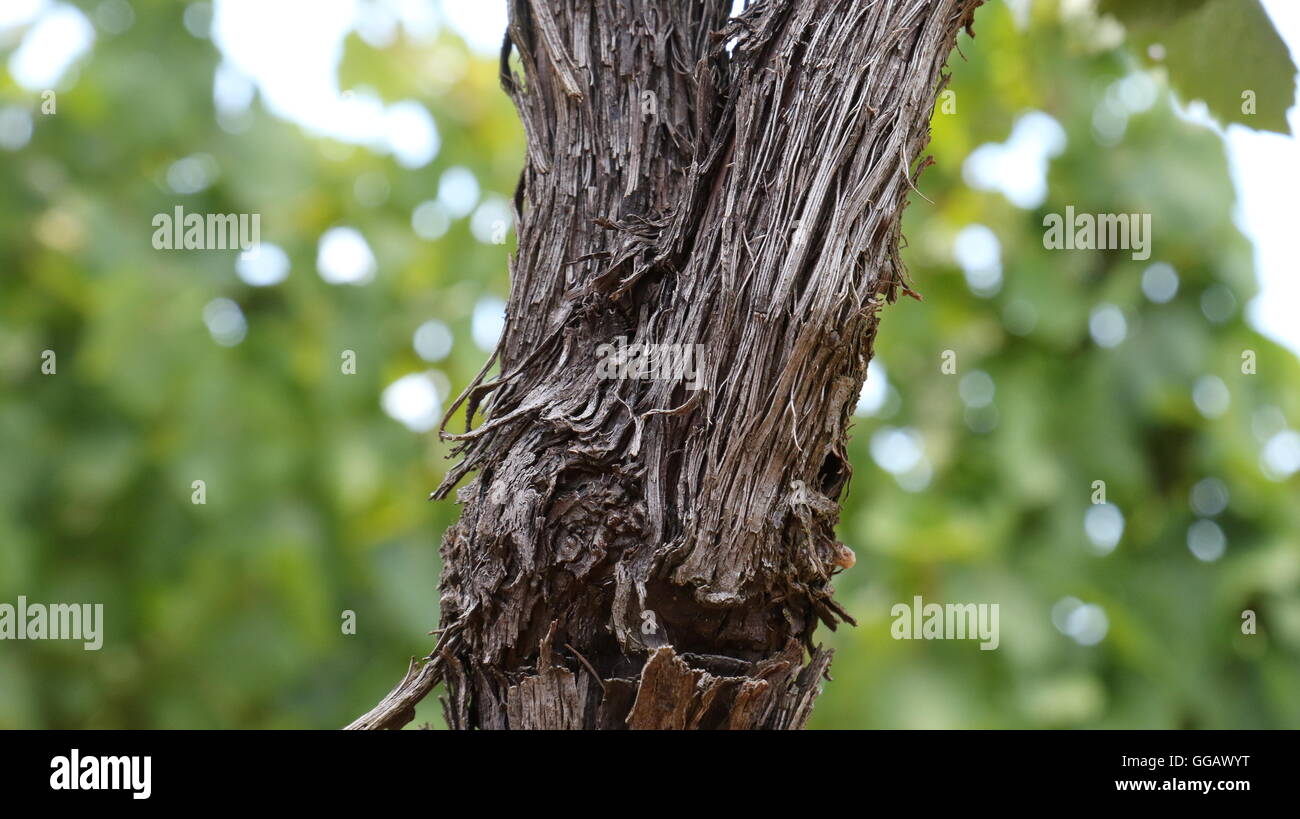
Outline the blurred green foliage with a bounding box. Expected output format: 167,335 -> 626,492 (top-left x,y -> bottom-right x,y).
0,1 -> 1296,729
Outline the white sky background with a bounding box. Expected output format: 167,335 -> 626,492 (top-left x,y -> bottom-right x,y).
1,0 -> 1297,357
1231,0 -> 1300,360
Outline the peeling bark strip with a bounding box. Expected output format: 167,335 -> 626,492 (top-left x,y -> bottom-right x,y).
350,0 -> 982,731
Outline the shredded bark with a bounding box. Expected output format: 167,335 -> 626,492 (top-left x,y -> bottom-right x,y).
349,0 -> 983,731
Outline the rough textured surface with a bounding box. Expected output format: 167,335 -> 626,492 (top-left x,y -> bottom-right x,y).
350,0 -> 983,731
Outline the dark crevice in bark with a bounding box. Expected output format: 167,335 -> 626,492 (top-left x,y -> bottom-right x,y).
349,0 -> 983,731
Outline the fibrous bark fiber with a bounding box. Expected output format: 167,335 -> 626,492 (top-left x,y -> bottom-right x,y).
350,0 -> 982,731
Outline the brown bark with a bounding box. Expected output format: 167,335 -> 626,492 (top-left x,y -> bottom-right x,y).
349,0 -> 982,731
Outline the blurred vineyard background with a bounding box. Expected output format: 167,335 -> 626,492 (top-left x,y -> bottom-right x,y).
1,0 -> 1298,729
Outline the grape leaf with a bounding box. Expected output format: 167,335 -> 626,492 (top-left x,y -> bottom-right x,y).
1101,0 -> 1296,135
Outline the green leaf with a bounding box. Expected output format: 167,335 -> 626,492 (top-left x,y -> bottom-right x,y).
1098,0 -> 1214,27
1103,0 -> 1297,135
